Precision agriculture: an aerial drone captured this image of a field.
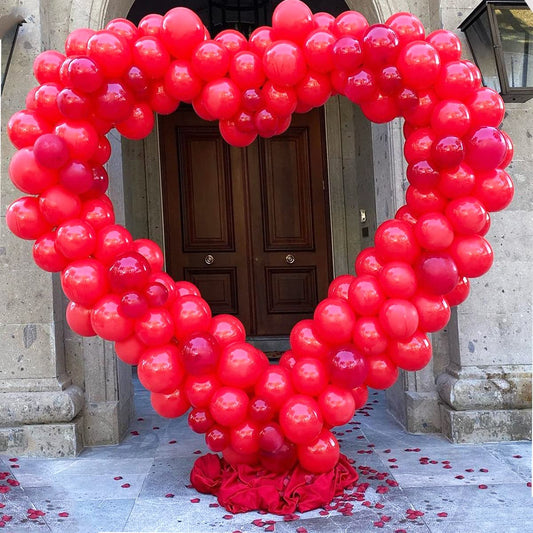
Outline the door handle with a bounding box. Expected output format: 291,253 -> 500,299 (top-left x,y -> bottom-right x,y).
285,253 -> 295,264
204,254 -> 215,265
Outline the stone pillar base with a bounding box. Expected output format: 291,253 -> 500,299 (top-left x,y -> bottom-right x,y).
0,417 -> 83,457
402,391 -> 442,434
440,404 -> 532,443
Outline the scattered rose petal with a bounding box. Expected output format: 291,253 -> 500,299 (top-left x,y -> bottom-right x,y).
465,468 -> 474,472
252,519 -> 264,527
130,431 -> 139,436
437,512 -> 448,517
121,483 -> 130,488
381,515 -> 391,522
513,455 -> 522,459
190,498 -> 200,503
373,521 -> 384,528
478,484 -> 488,489
193,450 -> 202,455
10,465 -> 19,469
58,512 -> 69,518
209,503 -> 219,508
265,526 -> 274,532
527,482 -> 531,488
114,476 -> 123,480
375,502 -> 385,509
1,516 -> 12,522
480,468 -> 489,472
296,527 -> 307,533
137,417 -> 144,421
168,440 -> 177,444
165,493 -> 174,498
455,475 -> 464,479
8,459 -> 17,463
222,514 -> 233,519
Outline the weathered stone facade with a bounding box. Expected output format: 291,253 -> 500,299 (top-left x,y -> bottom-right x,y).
0,0 -> 530,456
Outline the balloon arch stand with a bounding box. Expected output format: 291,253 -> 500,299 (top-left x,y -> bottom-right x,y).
6,0 -> 514,515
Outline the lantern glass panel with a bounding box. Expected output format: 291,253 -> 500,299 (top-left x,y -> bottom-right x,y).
494,6 -> 533,89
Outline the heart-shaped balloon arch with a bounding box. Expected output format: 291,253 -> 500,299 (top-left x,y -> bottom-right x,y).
6,0 -> 514,515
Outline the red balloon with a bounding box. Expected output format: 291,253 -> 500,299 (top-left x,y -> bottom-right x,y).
448,235 -> 493,278
192,40 -> 230,81
33,231 -> 68,272
334,11 -> 369,40
171,295 -> 212,341
263,41 -> 307,87
438,163 -> 475,199
297,428 -> 339,474
374,220 -> 420,264
66,56 -> 104,94
109,252 -> 151,292
414,252 -> 460,295
389,331 -> 432,371
445,197 -> 487,235
406,186 -> 447,216
132,36 -> 170,79
116,103 -> 155,140
65,28 -> 96,56
332,36 -> 363,73
296,71 -> 332,107
395,205 -> 418,225
138,14 -> 164,38
32,134 -> 69,170
230,51 -> 265,89
412,292 -> 451,332
386,12 -> 425,46
314,12 -> 335,32
91,294 -> 135,342
214,30 -> 248,57
249,26 -> 274,57
260,440 -> 298,472
6,196 -> 51,240
348,275 -> 386,316
185,373 -> 220,408
344,68 -> 377,104
314,298 -> 356,345
120,291 -> 148,319
328,345 -> 368,389
57,87 -> 94,121
33,83 -> 62,123
130,239 -> 164,272
9,148 -> 58,195
205,425 -> 230,452
355,247 -> 383,276
248,396 -> 275,424
209,314 -> 246,348
434,60 -> 477,101
55,219 -> 96,259
148,81 -> 180,114
255,366 -> 294,410
425,29 -> 461,64
328,274 -> 356,301
135,308 -> 174,346
272,0 -> 315,44
87,30 -> 132,78
174,281 -> 201,298
290,319 -> 330,360
105,18 -> 139,47
351,385 -> 369,409
444,276 -> 470,306
279,350 -> 297,370
404,128 -> 436,164
379,299 -> 419,340
33,50 -> 65,83
262,81 -> 297,116
352,316 -> 388,356
143,282 -> 168,307
431,100 -> 471,137
378,65 -> 403,96
466,87 -> 505,129
138,343 -> 186,393
66,301 -> 96,337
181,333 -> 219,375
279,395 -> 323,445
378,262 -> 418,299
151,388 -> 190,418
39,185 -> 81,226
318,385 -> 356,426
219,119 -> 257,147
201,78 -> 241,120
188,408 -> 214,434
304,30 -> 335,73
209,387 -> 249,427
414,212 -> 454,251
61,258 -> 108,306
115,335 -> 145,365
402,89 -> 438,127
258,422 -> 285,453
364,353 -> 399,390
474,169 -> 514,212
8,110 -> 52,150
217,342 -> 269,389
291,357 -> 328,396
230,420 -> 260,455
80,197 -> 115,232
362,25 -> 400,68
431,135 -> 465,170
94,82 -> 133,123
161,7 -> 205,59
397,41 -> 441,90
58,161 -> 93,195
55,121 -> 98,162
94,224 -> 133,265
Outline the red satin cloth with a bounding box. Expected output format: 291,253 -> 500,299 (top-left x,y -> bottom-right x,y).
190,453 -> 359,515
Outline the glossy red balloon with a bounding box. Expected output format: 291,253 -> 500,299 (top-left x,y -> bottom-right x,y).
364,353 -> 399,390
230,420 -> 260,455
205,425 -> 230,452
386,12 -> 425,46
397,41 -> 440,90
348,275 -> 386,316
201,78 -> 241,120
448,235 -> 493,278
192,40 -> 230,81
138,343 -> 186,393
352,316 -> 388,356
438,163 -> 476,199
272,0 -> 315,44
61,259 -> 108,306
39,185 -> 81,226
185,373 -> 220,408
218,342 -> 269,389
55,219 -> 96,259
355,247 -> 383,276
9,148 -> 58,195
181,333 -> 220,375
318,385 -> 356,426
291,357 -> 328,396
297,428 -> 339,474
171,295 -> 212,341
414,212 -> 454,251
328,345 -> 368,389
55,121 -> 98,162
425,29 -> 461,64
290,319 -> 330,360
66,301 -> 96,337
444,276 -> 470,307
209,387 -> 249,427
115,335 -> 145,365
445,197 -> 487,235
109,252 -> 151,292
378,261 -> 418,299
379,299 -> 419,340
414,252 -> 460,295
474,169 -> 514,212
214,30 -> 248,57
434,60 -> 477,101
6,196 -> 51,240
93,224 -> 133,265
91,294 -> 135,342
131,239 -> 164,272
328,274 -> 356,301
389,331 -> 432,371
135,308 -> 174,346
263,41 -> 307,87
188,408 -> 214,434
33,231 -> 69,272
87,30 -> 132,78
314,298 -> 356,345
255,366 -> 294,410
334,11 -> 369,40
279,395 -> 323,445
411,292 -> 451,332
161,7 -> 205,59
151,388 -> 190,418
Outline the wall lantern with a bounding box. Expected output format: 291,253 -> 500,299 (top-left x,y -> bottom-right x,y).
460,0 -> 533,102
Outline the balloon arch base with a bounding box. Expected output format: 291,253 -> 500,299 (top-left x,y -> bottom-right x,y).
190,452 -> 359,515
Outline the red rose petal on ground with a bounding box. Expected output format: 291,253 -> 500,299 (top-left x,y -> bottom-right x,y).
437,512 -> 448,517
121,483 -> 131,488
0,504 -> 4,509
8,459 -> 18,463
480,468 -> 489,472
465,468 -> 474,472
513,455 -> 522,459
58,512 -> 69,518
478,484 -> 488,489
130,431 -> 139,436
395,530 -> 407,533
265,526 -> 274,532
114,476 -> 123,480
374,521 -> 384,528
527,482 -> 531,487
190,498 -> 200,503
375,503 -> 385,509
10,465 -> 19,469
381,515 -> 391,522
296,528 -> 308,533
0,521 -> 4,528
153,426 -> 159,429
223,514 -> 233,519
252,519 -> 264,527
165,493 -> 174,498
193,450 -> 202,454
0,488 -> 9,494
362,501 -> 372,507
168,440 -> 177,444
209,503 -> 219,508
137,417 -> 144,421
1,516 -> 12,522
455,475 -> 464,479
443,465 -> 452,469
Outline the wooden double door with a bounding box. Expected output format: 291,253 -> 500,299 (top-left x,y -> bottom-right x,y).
160,108 -> 332,336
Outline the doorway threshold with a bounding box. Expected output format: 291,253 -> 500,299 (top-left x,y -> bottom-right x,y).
247,336 -> 290,359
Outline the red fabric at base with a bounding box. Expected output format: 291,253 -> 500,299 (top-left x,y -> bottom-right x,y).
190,453 -> 358,515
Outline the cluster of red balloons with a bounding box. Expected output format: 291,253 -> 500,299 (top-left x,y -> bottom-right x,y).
6,0 -> 513,477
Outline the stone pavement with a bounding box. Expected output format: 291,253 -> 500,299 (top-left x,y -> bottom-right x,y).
0,372 -> 530,533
